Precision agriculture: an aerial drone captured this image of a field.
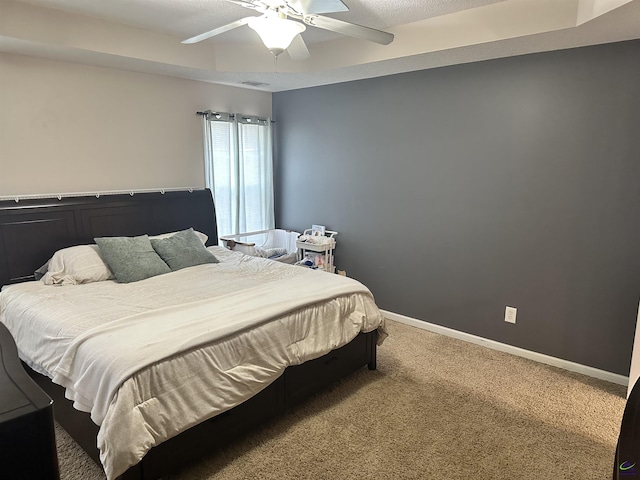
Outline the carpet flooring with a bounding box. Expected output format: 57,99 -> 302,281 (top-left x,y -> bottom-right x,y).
56,319 -> 626,479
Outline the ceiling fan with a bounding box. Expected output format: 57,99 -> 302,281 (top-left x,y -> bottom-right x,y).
181,0 -> 394,61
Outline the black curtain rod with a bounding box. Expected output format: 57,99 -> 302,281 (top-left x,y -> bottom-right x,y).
197,110 -> 225,116
197,111 -> 275,123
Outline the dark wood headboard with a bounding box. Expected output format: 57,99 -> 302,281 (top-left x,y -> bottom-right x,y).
0,189 -> 217,287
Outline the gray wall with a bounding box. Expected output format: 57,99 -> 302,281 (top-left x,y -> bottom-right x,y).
273,40 -> 640,376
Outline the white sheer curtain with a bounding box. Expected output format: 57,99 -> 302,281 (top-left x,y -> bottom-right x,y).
202,112 -> 274,238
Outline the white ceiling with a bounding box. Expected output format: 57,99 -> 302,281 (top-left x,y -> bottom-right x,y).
1,0 -> 640,92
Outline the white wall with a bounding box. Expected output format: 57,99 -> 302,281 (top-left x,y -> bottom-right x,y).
0,53 -> 271,196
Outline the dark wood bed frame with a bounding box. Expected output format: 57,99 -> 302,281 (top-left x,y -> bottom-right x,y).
0,189 -> 377,480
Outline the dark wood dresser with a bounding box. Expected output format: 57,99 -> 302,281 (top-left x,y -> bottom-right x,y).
0,322 -> 59,479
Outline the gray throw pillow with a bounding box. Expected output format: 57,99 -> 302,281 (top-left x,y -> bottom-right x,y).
150,228 -> 219,271
95,235 -> 171,283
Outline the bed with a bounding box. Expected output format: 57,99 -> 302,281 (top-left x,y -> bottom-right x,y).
0,189 -> 386,480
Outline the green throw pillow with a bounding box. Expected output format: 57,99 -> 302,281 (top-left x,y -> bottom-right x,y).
95,235 -> 171,283
150,228 -> 219,271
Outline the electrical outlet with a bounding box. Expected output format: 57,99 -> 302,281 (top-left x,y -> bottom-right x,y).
505,306 -> 517,324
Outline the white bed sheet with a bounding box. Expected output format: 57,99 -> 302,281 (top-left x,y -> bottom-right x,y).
0,247 -> 386,479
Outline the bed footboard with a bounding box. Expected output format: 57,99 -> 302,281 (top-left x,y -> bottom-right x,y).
26,330 -> 377,480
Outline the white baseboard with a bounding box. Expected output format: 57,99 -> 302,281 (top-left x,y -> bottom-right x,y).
381,309 -> 629,387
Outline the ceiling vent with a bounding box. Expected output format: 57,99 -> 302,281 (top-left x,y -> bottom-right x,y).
241,80 -> 269,87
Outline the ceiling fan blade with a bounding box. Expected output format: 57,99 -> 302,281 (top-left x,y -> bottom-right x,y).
288,0 -> 348,14
303,14 -> 394,45
287,34 -> 310,61
181,17 -> 252,44
224,0 -> 266,12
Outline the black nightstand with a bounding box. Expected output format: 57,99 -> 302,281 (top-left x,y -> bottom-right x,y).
0,323 -> 59,479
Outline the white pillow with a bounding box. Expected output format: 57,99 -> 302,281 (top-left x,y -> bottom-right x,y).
41,245 -> 115,285
149,230 -> 209,245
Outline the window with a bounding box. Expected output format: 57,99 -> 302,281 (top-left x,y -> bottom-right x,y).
202,112 -> 274,238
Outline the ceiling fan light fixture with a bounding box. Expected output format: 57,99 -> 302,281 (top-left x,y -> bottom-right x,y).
248,13 -> 306,57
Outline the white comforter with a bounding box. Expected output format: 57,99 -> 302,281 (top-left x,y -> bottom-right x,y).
0,247 -> 386,479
